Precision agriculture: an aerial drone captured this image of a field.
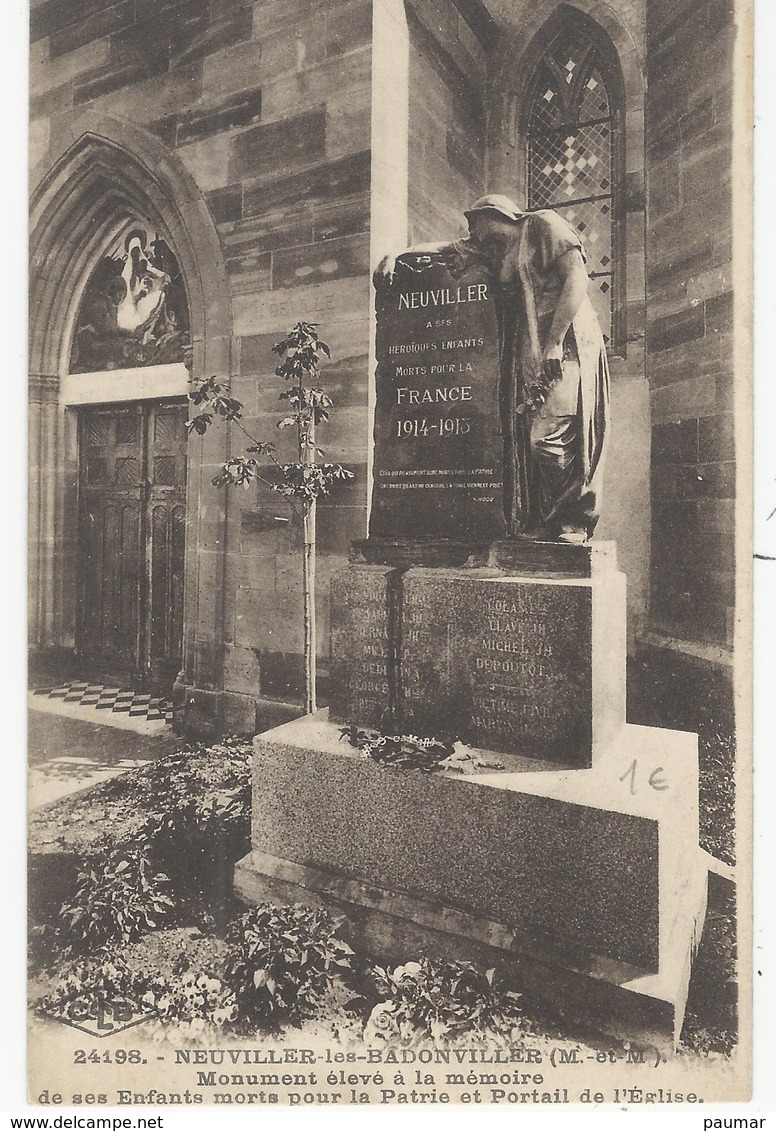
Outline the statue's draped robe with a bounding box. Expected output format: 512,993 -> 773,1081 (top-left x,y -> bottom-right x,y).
495,210 -> 610,535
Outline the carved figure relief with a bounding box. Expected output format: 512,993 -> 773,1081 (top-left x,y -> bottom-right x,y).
69,227 -> 191,374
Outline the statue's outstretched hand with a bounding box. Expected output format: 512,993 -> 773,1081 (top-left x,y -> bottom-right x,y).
373,254 -> 397,289
375,241 -> 462,288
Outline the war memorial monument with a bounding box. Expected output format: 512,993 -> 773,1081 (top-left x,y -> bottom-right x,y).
235,198 -> 709,1052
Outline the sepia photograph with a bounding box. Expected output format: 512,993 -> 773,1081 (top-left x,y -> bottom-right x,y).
19,0 -> 762,1113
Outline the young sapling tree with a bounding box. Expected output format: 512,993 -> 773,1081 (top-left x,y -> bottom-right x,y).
187,322 -> 353,713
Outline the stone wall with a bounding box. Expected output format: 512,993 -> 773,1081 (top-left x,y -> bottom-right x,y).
401,0 -> 651,645
29,0 -> 739,732
645,0 -> 735,650
30,0 -> 374,729
404,0 -> 490,243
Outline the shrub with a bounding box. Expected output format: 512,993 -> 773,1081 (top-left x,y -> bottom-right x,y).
59,847 -> 174,951
138,788 -> 250,904
131,743 -> 252,929
221,904 -> 354,1027
366,958 -> 524,1046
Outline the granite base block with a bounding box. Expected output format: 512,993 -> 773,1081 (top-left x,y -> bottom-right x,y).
234,846 -> 707,1053
238,712 -> 706,1048
329,554 -> 626,769
398,566 -> 626,766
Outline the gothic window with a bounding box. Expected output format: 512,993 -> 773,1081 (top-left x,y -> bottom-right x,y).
526,20 -> 623,347
69,226 -> 190,374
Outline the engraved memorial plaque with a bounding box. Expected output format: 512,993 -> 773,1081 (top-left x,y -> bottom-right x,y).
370,258 -> 506,543
329,565 -> 397,727
400,572 -> 593,766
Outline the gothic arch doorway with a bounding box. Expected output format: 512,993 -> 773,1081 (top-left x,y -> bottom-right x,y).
76,398 -> 188,692
29,116 -> 233,696
69,221 -> 190,691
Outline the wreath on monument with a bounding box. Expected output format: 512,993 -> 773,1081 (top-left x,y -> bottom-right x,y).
339,726 -> 504,774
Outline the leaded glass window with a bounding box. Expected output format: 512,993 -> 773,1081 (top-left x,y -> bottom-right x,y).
527,23 -> 622,346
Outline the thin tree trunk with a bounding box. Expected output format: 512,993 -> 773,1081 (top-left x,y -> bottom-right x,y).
303,497 -> 317,714
301,413 -> 317,714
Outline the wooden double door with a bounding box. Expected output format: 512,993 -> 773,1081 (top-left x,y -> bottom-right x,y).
76,401 -> 187,693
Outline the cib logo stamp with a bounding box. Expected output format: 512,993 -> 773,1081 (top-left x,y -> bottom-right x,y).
40,990 -> 158,1038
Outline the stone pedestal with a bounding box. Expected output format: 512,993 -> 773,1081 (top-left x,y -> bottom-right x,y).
235,532 -> 710,1050
235,711 -> 707,1051
330,541 -> 625,768
328,564 -> 399,730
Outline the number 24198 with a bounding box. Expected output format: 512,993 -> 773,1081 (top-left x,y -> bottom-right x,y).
74,1049 -> 143,1064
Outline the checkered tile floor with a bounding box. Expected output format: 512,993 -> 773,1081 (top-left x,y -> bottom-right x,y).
31,682 -> 172,723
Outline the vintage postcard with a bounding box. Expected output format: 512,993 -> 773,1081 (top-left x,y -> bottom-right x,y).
21,0 -> 762,1116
